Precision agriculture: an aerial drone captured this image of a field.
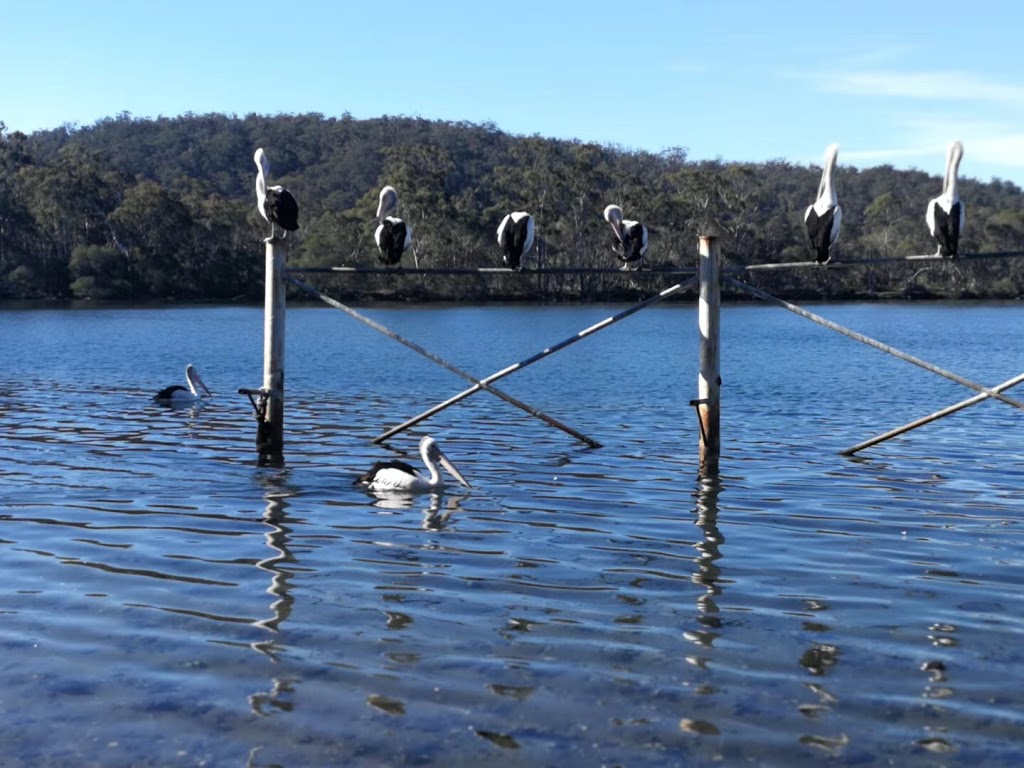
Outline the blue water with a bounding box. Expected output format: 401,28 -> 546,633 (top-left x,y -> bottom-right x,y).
1,299 -> 1023,766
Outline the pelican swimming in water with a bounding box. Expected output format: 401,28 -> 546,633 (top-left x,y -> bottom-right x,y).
355,436 -> 471,493
603,204 -> 648,269
926,140 -> 965,258
254,148 -> 299,239
153,364 -> 212,402
804,143 -> 842,264
374,185 -> 413,266
496,211 -> 535,271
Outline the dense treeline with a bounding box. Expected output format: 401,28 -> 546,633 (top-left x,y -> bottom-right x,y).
1,112 -> 1023,303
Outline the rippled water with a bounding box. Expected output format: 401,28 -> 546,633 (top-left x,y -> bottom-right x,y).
1,300 -> 1023,766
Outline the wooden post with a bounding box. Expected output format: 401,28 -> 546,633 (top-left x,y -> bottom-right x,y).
260,237 -> 286,465
697,227 -> 721,474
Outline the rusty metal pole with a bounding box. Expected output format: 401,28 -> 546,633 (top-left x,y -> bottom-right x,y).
696,228 -> 721,474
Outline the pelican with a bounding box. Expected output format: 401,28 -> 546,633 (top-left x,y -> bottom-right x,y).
926,140 -> 965,258
355,436 -> 471,493
254,148 -> 299,239
603,204 -> 648,269
804,143 -> 842,264
153,364 -> 212,402
374,185 -> 413,266
496,211 -> 535,271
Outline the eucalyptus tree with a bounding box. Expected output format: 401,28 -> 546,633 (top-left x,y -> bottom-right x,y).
15,144 -> 129,296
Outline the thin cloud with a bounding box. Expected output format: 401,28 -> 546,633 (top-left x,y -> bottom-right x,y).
842,131 -> 1024,181
821,70 -> 1024,105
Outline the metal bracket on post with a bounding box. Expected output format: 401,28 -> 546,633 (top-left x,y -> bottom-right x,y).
238,387 -> 275,455
689,397 -> 709,445
239,387 -> 270,420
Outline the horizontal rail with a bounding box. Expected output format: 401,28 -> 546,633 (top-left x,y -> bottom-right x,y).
286,251 -> 1024,277
285,266 -> 697,276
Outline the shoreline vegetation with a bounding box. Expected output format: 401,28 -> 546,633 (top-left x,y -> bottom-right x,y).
1,112 -> 1022,304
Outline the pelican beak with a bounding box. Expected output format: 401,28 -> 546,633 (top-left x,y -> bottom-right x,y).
439,453 -> 471,488
194,371 -> 213,397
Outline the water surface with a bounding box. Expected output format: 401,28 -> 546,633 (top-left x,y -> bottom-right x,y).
1,300 -> 1022,766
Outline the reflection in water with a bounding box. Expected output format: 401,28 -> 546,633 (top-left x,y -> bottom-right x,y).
366,490 -> 467,530
794,566 -> 843,748
916,624 -> 958,753
686,473 -> 725,649
248,471 -> 299,717
799,643 -> 840,676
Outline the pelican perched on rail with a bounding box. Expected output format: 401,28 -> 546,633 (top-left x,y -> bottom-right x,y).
254,148 -> 299,239
496,211 -> 535,271
374,185 -> 413,266
355,436 -> 471,493
153,364 -> 212,402
926,140 -> 965,258
804,143 -> 842,264
603,204 -> 648,269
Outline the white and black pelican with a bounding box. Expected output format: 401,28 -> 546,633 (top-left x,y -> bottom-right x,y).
153,364 -> 212,402
603,204 -> 648,269
254,148 -> 299,239
926,140 -> 965,258
804,143 -> 842,264
374,185 -> 413,266
496,211 -> 535,271
355,436 -> 471,493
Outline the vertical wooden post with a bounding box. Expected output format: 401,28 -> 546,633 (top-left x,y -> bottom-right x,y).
260,237 -> 286,465
697,228 -> 721,474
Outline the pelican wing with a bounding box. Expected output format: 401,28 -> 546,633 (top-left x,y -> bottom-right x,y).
622,221 -> 647,261
375,218 -> 408,265
266,187 -> 299,231
153,385 -> 188,401
355,459 -> 420,487
805,205 -> 839,263
930,200 -> 961,257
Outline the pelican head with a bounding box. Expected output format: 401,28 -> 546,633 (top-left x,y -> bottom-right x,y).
254,148 -> 270,183
944,140 -> 964,198
185,364 -> 212,397
818,143 -> 839,205
420,436 -> 471,489
604,204 -> 624,240
254,148 -> 269,207
376,185 -> 399,222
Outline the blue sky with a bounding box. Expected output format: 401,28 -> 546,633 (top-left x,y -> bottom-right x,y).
5,0 -> 1023,186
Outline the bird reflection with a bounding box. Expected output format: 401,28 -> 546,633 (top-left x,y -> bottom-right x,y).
367,490 -> 465,530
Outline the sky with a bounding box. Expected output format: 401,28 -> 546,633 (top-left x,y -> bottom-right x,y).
4,0 -> 1024,187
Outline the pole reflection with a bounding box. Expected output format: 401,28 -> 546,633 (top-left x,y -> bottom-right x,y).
248,471 -> 299,717
685,471 -> 726,650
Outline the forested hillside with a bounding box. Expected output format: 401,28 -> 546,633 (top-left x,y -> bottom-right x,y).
1,112 -> 1022,302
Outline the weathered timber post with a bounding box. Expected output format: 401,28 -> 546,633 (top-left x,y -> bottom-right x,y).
260,236 -> 286,465
696,227 -> 721,474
